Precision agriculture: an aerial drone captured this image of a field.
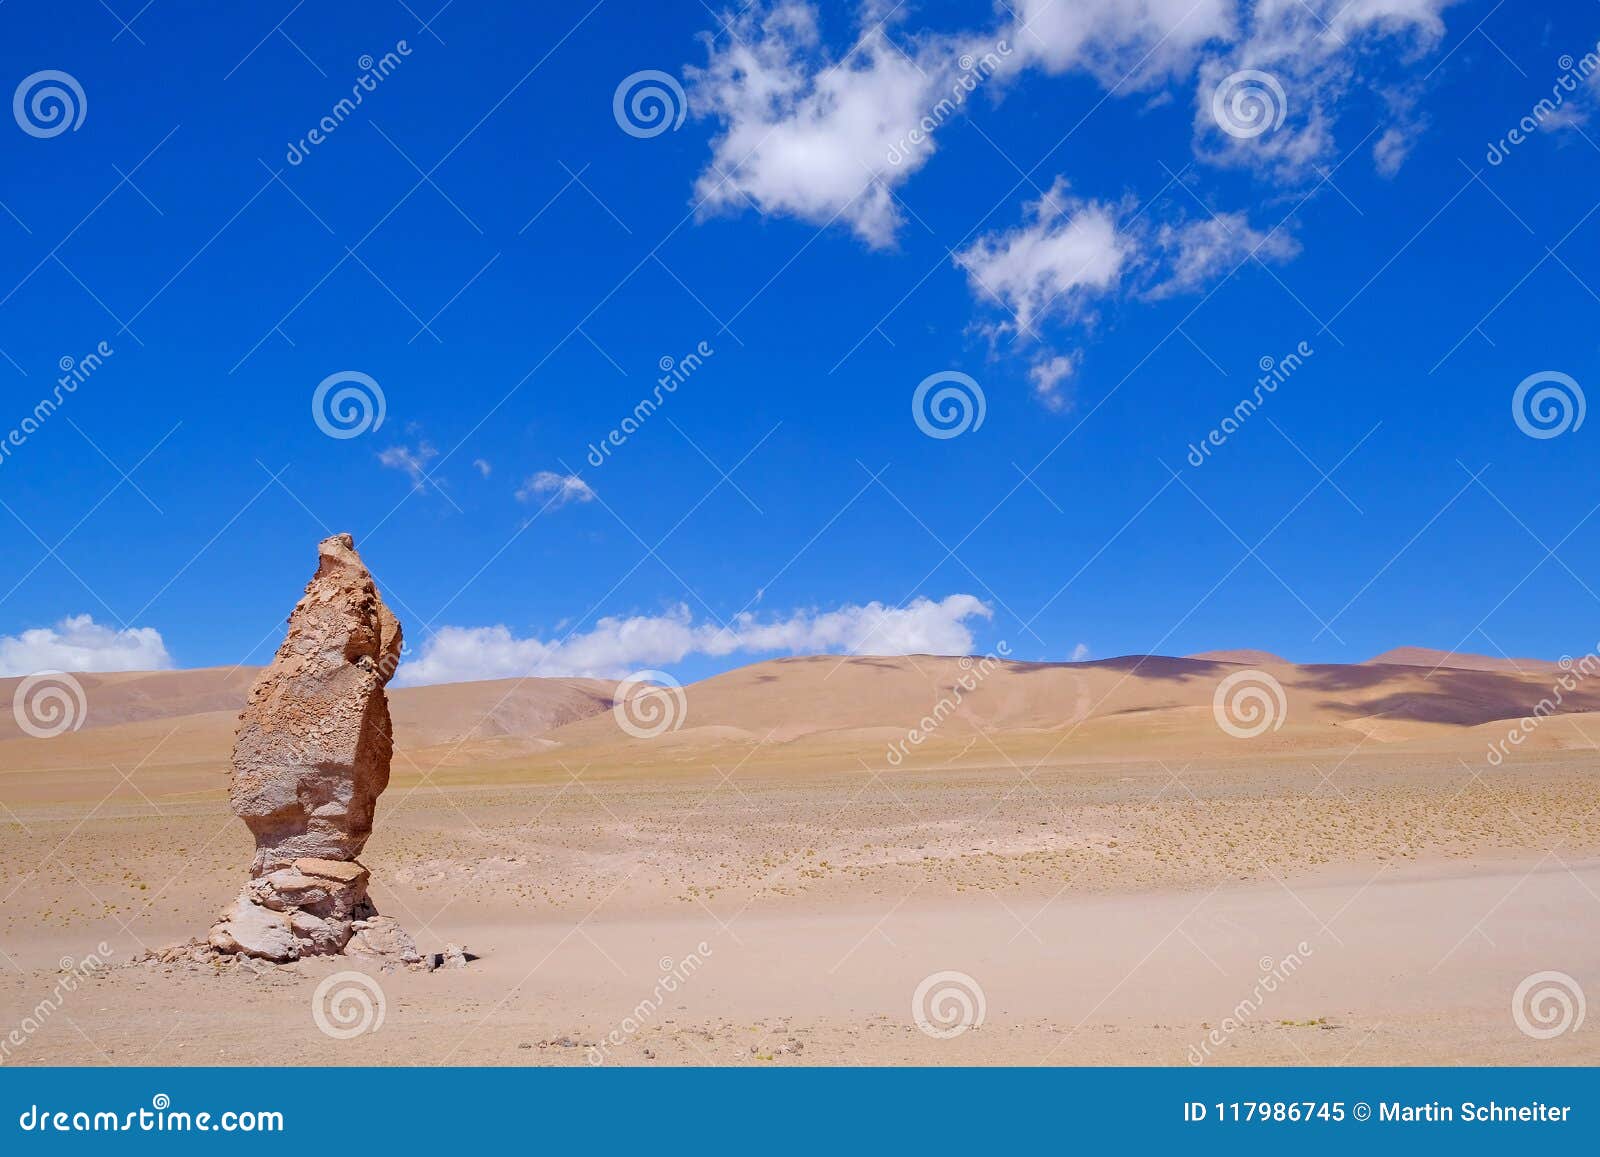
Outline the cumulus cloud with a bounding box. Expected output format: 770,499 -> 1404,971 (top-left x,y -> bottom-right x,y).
688,3 -> 991,248
1004,0 -> 1235,87
956,182 -> 1296,338
954,181 -> 1128,337
688,0 -> 1460,406
396,594 -> 993,685
0,614 -> 172,676
516,471 -> 595,507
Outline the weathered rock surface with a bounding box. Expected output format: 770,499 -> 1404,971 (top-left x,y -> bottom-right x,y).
208,534 -> 411,963
346,916 -> 422,965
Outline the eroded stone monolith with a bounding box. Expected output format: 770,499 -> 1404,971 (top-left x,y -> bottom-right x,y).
209,533 -> 417,964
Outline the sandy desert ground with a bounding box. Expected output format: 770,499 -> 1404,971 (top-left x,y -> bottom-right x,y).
1,648 -> 1597,1065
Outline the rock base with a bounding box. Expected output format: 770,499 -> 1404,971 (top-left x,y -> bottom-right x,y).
207,857 -> 423,966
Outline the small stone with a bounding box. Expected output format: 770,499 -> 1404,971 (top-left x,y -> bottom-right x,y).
208,897 -> 297,963
294,858 -> 370,884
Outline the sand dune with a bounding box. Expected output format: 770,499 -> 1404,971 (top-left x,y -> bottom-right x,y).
0,666 -> 257,743
541,649 -> 1597,760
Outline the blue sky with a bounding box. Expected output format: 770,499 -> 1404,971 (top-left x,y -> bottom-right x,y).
1,0 -> 1598,684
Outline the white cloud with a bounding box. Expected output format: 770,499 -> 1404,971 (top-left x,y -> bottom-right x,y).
688,3 -> 969,248
687,0 -> 1461,407
954,180 -> 1128,337
1005,0 -> 1236,86
516,471 -> 595,507
396,594 -> 993,685
1371,125 -> 1410,175
472,458 -> 492,478
1538,68 -> 1600,136
378,442 -> 437,489
1191,0 -> 1456,180
1144,210 -> 1300,298
1028,354 -> 1078,411
690,2 -> 1458,247
0,614 -> 172,676
957,182 -> 1295,332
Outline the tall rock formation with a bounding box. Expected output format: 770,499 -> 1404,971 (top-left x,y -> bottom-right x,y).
209,533 -> 416,963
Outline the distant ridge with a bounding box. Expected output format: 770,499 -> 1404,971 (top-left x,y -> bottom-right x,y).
6,648 -> 1595,770
1184,649 -> 1289,665
1362,646 -> 1562,675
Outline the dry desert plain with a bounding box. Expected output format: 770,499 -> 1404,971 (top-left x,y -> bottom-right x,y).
1,648 -> 1597,1066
